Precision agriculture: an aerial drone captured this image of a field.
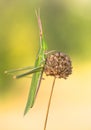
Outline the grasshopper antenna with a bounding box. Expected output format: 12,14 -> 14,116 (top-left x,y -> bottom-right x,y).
35,8 -> 43,36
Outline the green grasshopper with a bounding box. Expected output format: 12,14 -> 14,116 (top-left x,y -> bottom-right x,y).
5,10 -> 49,115
22,10 -> 48,115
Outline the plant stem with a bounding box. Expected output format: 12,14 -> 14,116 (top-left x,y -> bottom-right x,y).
44,77 -> 56,130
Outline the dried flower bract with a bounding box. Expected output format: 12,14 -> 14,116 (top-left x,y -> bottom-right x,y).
44,52 -> 72,79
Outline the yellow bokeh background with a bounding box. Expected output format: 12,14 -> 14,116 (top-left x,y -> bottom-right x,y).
0,0 -> 91,130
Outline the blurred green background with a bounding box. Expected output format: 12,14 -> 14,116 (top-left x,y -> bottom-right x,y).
0,0 -> 91,130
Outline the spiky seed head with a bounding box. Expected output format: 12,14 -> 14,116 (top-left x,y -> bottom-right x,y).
44,52 -> 72,79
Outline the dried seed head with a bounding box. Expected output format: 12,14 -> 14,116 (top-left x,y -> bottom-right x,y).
44,52 -> 72,79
